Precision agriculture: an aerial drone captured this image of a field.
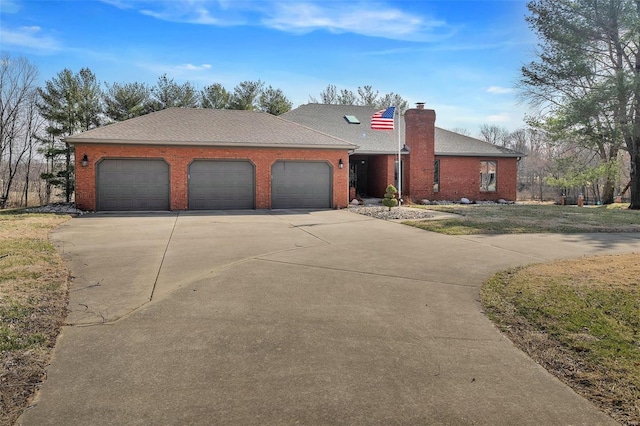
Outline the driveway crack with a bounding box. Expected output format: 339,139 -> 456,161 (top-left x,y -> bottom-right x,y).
149,211 -> 180,301
255,257 -> 480,289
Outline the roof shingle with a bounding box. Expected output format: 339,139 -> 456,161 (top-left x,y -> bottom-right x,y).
66,108 -> 358,150
282,104 -> 523,158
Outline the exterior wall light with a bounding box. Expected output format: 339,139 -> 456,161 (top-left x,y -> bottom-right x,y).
81,154 -> 89,167
339,158 -> 344,169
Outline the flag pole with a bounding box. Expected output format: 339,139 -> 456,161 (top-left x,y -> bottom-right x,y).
397,107 -> 402,206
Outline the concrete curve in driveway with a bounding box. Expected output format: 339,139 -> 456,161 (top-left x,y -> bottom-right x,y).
18,210 -> 640,425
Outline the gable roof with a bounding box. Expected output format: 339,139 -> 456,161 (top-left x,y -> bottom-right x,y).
65,108 -> 358,150
282,104 -> 523,158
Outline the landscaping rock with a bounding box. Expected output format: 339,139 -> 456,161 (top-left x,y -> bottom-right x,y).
25,203 -> 86,215
460,197 -> 471,204
348,206 -> 434,220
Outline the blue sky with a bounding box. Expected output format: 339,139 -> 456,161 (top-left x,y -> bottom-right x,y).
1,0 -> 537,134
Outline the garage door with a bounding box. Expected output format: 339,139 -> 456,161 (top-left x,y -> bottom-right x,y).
188,160 -> 255,209
271,161 -> 332,209
97,159 -> 170,211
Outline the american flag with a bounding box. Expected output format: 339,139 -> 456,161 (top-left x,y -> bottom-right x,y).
371,106 -> 395,130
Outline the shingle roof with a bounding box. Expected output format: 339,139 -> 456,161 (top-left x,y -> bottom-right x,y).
434,128 -> 523,157
282,104 -> 523,158
65,108 -> 358,150
282,104 -> 398,155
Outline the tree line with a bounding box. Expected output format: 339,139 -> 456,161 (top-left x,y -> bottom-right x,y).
519,0 -> 640,209
472,123 -> 631,205
0,56 -> 409,207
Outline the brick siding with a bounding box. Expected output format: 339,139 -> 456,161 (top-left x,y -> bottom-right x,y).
361,105 -> 519,202
74,144 -> 349,211
434,156 -> 518,201
404,108 -> 436,201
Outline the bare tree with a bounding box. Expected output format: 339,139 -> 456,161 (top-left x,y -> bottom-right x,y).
448,127 -> 471,136
337,89 -> 357,105
310,84 -> 409,111
357,85 -> 379,106
0,54 -> 42,207
375,92 -> 409,111
478,124 -> 511,147
309,84 -> 338,104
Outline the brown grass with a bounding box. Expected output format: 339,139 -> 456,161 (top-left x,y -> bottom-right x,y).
0,213 -> 70,426
481,253 -> 640,425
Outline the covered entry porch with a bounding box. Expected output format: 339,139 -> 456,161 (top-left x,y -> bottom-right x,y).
349,154 -> 406,199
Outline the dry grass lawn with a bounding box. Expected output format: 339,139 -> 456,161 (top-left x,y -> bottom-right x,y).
407,204 -> 640,234
0,213 -> 70,426
482,253 -> 640,425
1,206 -> 639,425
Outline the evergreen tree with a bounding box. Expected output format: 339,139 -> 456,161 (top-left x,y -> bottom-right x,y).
259,85 -> 292,115
104,81 -> 153,121
37,68 -> 102,202
229,80 -> 264,110
201,83 -> 230,109
382,184 -> 398,211
150,74 -> 198,110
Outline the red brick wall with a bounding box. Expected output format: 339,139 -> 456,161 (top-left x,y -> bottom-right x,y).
404,108 -> 436,201
367,155 -> 396,198
74,144 -> 350,211
434,156 -> 518,201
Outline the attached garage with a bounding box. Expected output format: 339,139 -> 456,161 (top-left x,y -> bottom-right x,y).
188,160 -> 255,210
271,161 -> 332,209
97,159 -> 170,211
68,108 -> 355,211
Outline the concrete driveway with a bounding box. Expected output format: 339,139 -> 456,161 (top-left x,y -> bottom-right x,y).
18,210 -> 640,425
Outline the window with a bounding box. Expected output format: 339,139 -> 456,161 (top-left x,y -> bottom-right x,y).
480,161 -> 497,192
433,159 -> 440,192
344,115 -> 360,124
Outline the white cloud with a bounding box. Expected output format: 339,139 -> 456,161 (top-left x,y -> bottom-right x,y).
486,86 -> 514,94
137,61 -> 220,83
262,2 -> 449,42
103,0 -> 244,26
0,0 -> 21,13
100,0 -> 451,42
140,6 -> 226,25
178,63 -> 213,71
486,112 -> 511,123
0,25 -> 61,52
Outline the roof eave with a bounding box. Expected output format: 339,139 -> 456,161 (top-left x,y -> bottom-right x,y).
350,150 -> 409,155
435,152 -> 525,158
66,138 -> 358,150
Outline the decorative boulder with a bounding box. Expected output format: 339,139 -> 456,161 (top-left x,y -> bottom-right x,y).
498,199 -> 508,204
351,199 -> 360,205
460,197 -> 471,204
421,199 -> 431,205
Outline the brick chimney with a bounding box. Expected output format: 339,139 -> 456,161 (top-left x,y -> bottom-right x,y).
403,103 -> 436,201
